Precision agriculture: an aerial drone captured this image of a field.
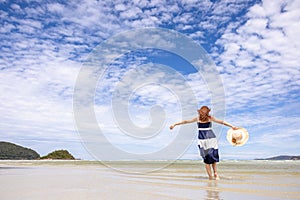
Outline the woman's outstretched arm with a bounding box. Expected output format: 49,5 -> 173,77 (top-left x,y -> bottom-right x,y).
210,116 -> 239,130
170,117 -> 198,130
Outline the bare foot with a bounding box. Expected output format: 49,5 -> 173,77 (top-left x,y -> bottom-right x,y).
214,173 -> 220,180
208,175 -> 214,180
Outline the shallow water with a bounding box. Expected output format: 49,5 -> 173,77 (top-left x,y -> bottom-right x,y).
0,160 -> 299,200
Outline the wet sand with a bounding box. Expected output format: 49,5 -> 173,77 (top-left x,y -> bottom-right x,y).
0,160 -> 299,200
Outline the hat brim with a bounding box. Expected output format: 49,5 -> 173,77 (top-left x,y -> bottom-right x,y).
226,127 -> 249,146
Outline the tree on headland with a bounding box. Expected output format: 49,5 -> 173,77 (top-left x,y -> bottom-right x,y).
0,141 -> 40,160
0,141 -> 76,160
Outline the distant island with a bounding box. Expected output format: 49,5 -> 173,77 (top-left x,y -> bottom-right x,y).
255,155 -> 300,160
40,150 -> 75,160
0,141 -> 75,160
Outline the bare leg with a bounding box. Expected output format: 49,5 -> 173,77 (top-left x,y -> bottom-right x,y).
205,164 -> 213,180
212,162 -> 220,180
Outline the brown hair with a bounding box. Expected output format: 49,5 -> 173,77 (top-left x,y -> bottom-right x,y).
232,138 -> 237,144
198,106 -> 211,122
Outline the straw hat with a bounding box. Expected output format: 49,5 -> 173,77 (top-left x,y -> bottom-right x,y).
226,127 -> 249,146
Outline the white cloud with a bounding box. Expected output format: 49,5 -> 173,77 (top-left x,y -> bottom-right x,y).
47,2 -> 65,14
10,3 -> 21,10
0,0 -> 299,159
214,0 -> 300,111
120,6 -> 143,19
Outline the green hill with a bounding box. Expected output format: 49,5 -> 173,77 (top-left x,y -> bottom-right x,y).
0,141 -> 40,160
40,150 -> 75,160
256,155 -> 300,160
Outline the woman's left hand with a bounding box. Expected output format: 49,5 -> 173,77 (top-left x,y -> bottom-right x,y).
170,125 -> 175,130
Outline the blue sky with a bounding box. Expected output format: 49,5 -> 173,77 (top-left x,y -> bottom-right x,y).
0,0 -> 299,160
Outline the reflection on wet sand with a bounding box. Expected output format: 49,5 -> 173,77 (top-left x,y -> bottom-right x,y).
206,181 -> 220,200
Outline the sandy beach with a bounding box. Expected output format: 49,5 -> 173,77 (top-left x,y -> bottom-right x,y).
0,160 -> 299,200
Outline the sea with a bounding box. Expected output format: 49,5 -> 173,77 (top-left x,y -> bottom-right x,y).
0,160 -> 299,200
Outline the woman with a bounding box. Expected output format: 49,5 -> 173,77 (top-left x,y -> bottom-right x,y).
170,106 -> 238,180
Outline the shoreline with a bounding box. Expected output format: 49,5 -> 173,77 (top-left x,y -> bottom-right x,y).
0,160 -> 299,200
